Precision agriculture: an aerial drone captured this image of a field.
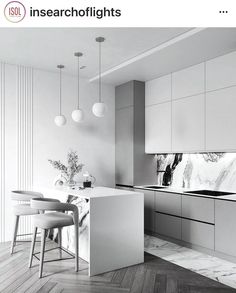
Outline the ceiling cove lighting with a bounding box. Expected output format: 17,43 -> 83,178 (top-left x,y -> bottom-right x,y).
54,65 -> 67,126
72,52 -> 84,123
92,37 -> 107,118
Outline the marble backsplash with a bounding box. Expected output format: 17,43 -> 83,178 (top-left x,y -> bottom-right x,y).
156,153 -> 236,192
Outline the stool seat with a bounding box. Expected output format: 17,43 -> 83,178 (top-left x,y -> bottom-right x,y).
33,212 -> 74,229
13,204 -> 39,216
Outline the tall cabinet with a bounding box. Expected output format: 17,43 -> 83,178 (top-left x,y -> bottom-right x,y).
115,81 -> 155,187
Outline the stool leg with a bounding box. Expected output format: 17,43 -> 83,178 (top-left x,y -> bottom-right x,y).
29,227 -> 38,268
10,215 -> 19,254
39,229 -> 47,278
74,224 -> 79,272
58,228 -> 62,258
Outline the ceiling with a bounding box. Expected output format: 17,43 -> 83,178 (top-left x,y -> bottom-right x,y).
0,27 -> 236,85
0,27 -> 190,77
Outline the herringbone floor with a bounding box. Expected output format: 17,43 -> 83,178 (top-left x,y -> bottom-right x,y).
0,240 -> 235,293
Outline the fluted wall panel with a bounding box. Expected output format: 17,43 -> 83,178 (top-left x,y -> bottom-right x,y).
17,66 -> 34,239
0,63 -> 5,242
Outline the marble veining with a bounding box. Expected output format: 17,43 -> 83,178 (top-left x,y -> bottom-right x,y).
145,234 -> 236,289
50,194 -> 89,262
156,153 -> 236,192
61,195 -> 89,262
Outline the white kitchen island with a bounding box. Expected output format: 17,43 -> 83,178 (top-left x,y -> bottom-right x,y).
35,186 -> 144,276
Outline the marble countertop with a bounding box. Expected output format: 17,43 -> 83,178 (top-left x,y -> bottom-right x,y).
35,186 -> 143,199
134,185 -> 236,202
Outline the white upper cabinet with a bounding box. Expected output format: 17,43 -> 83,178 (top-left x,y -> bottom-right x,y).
172,63 -> 204,99
145,74 -> 171,106
206,86 -> 236,151
206,51 -> 236,91
172,94 -> 205,152
145,102 -> 171,153
145,50 -> 236,153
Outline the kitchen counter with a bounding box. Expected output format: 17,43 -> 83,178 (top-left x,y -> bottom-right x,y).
34,186 -> 144,276
39,186 -> 138,199
134,185 -> 236,202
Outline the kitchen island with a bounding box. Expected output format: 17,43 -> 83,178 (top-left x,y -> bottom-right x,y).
35,186 -> 144,276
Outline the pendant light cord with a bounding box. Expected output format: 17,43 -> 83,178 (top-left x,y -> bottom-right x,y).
77,56 -> 80,109
99,41 -> 102,103
59,67 -> 62,115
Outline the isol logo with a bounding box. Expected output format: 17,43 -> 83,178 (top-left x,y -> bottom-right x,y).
4,1 -> 26,22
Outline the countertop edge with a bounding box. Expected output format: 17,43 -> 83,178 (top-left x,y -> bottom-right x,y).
133,185 -> 236,203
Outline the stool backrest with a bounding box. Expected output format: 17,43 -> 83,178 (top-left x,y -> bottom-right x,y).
31,198 -> 79,225
11,190 -> 43,201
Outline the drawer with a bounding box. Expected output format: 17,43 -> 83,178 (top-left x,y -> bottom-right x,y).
155,191 -> 181,216
182,219 -> 214,250
182,195 -> 214,224
155,212 -> 181,240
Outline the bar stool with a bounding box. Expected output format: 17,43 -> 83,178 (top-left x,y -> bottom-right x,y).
28,198 -> 79,278
11,190 -> 43,254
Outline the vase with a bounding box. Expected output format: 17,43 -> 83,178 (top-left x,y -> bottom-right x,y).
67,173 -> 76,187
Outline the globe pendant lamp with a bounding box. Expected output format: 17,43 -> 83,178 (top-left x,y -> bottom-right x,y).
92,37 -> 107,118
72,52 -> 84,122
54,65 -> 67,126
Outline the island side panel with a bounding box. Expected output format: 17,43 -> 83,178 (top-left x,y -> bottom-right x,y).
89,192 -> 144,276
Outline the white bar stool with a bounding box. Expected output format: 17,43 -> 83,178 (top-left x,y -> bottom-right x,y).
28,198 -> 79,278
11,190 -> 43,254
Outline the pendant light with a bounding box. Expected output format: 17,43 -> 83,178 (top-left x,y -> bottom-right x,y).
92,37 -> 107,118
72,52 -> 84,122
54,65 -> 67,126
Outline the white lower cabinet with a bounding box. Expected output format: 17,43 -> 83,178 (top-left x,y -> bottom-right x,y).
134,189 -> 155,232
155,213 -> 182,240
154,191 -> 215,250
155,192 -> 181,216
143,189 -> 236,256
182,195 -> 214,224
215,200 -> 236,257
181,219 -> 214,250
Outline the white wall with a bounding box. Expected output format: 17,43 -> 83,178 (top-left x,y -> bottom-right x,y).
0,63 -> 115,242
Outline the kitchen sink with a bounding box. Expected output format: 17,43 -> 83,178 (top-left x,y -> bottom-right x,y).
144,186 -> 166,189
185,189 -> 234,197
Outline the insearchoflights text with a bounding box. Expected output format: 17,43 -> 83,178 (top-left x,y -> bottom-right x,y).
29,6 -> 122,19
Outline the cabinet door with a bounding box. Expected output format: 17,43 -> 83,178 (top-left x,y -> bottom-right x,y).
182,195 -> 214,224
172,94 -> 205,152
206,51 -> 236,91
155,191 -> 181,216
145,74 -> 171,106
155,213 -> 181,240
115,107 -> 134,185
145,102 -> 171,153
140,189 -> 155,232
215,200 -> 236,256
172,63 -> 204,99
206,86 -> 236,151
182,219 -> 214,250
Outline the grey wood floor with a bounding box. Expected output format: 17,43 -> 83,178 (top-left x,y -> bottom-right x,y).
0,240 -> 236,293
